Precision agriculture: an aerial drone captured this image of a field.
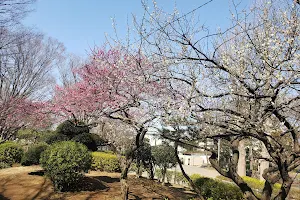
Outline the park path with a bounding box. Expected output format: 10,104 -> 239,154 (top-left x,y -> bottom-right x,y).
0,165 -> 42,176
137,165 -> 220,180
171,165 -> 220,179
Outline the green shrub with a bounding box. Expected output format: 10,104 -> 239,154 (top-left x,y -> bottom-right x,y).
130,162 -> 146,174
193,176 -> 243,200
217,175 -> 282,193
91,152 -> 121,172
242,176 -> 281,191
0,161 -> 11,169
155,168 -> 163,181
56,120 -> 89,137
242,176 -> 264,189
44,132 -> 69,144
21,143 -> 48,166
166,170 -> 173,183
129,162 -> 138,172
190,174 -> 202,182
72,133 -> 102,151
0,142 -> 23,166
17,129 -> 42,142
40,141 -> 92,191
174,171 -> 186,184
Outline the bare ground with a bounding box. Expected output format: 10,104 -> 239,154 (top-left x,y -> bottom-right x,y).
0,166 -> 197,200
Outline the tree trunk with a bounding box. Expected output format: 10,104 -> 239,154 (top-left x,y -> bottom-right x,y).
148,161 -> 154,180
161,167 -> 166,185
120,179 -> 129,200
175,144 -> 205,200
273,168 -> 293,200
136,160 -> 141,178
261,180 -> 272,200
120,160 -> 131,200
209,148 -> 259,200
273,180 -> 293,200
259,145 -> 269,180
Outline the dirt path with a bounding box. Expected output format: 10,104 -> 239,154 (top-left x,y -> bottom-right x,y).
0,166 -> 197,200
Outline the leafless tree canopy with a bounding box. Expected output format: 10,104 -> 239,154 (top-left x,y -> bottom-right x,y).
0,30 -> 65,101
133,0 -> 300,199
0,0 -> 36,27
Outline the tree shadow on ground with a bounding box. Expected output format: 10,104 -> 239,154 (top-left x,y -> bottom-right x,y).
128,177 -> 198,200
0,194 -> 10,200
28,170 -> 45,176
28,171 -> 111,192
129,193 -> 142,200
91,176 -> 120,184
77,176 -> 109,191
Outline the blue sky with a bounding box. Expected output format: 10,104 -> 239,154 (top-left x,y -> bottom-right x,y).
23,0 -> 251,57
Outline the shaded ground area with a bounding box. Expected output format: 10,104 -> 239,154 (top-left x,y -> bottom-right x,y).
0,166 -> 197,200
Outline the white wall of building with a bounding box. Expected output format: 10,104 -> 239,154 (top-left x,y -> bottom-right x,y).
179,153 -> 209,166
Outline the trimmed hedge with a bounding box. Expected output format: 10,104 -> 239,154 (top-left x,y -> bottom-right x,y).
242,176 -> 281,191
0,142 -> 23,166
217,175 -> 282,192
192,174 -> 243,200
21,143 -> 48,166
40,141 -> 92,191
91,152 -> 121,172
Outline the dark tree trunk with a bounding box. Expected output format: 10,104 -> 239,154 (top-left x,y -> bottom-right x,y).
209,141 -> 259,200
136,159 -> 142,178
174,144 -> 205,200
261,180 -> 272,200
161,167 -> 166,185
119,126 -> 148,199
273,170 -> 293,200
149,161 -> 154,180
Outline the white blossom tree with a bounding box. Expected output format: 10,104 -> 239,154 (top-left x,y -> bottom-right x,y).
137,0 -> 300,199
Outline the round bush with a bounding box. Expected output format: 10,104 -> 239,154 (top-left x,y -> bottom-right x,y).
193,176 -> 243,200
21,143 -> 48,166
0,142 -> 24,166
40,141 -> 92,191
44,132 -> 68,144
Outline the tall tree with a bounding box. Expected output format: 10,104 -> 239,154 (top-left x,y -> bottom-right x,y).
50,46 -> 165,199
137,0 -> 300,199
0,30 -> 64,141
0,0 -> 36,27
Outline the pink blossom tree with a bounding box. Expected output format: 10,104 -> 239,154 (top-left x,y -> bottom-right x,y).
0,29 -> 64,142
0,98 -> 51,141
50,46 -> 165,199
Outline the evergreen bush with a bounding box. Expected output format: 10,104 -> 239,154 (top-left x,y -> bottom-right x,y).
21,143 -> 48,166
0,142 -> 23,166
40,141 -> 92,191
